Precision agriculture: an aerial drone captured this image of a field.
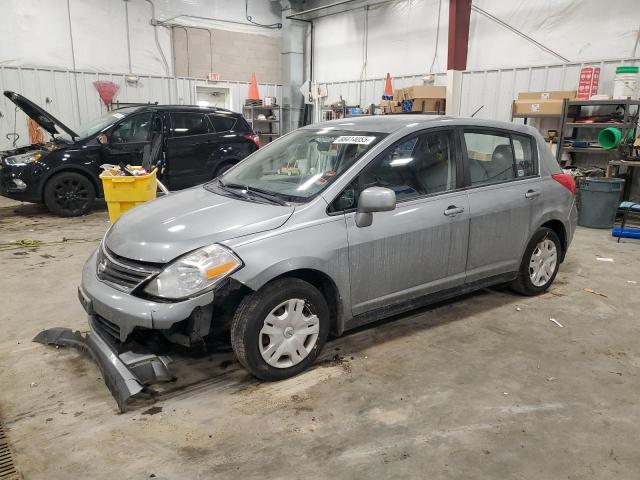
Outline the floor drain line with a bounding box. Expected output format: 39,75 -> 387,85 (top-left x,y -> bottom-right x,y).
0,418 -> 20,480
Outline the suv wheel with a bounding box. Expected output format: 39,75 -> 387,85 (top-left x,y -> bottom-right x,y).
231,278 -> 330,380
214,162 -> 234,178
43,172 -> 96,217
510,227 -> 561,295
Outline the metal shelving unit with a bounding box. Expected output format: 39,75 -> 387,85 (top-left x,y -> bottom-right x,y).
556,98 -> 640,165
242,105 -> 283,144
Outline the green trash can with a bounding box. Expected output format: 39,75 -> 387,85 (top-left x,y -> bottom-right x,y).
578,178 -> 625,228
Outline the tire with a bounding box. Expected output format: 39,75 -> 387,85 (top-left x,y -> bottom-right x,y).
231,278 -> 330,381
510,227 -> 562,296
213,162 -> 234,179
43,172 -> 96,217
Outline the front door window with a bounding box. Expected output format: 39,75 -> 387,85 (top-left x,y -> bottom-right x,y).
111,113 -> 152,144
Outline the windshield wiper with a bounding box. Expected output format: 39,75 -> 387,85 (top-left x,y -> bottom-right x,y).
214,180 -> 252,201
220,181 -> 287,206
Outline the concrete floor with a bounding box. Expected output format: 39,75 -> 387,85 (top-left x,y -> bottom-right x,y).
1,195 -> 640,479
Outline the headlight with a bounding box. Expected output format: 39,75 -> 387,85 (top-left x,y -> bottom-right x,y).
4,152 -> 43,166
144,244 -> 242,299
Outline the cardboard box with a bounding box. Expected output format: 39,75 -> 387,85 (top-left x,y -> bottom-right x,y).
517,90 -> 576,101
404,85 -> 446,100
391,102 -> 403,113
409,98 -> 446,113
512,99 -> 563,116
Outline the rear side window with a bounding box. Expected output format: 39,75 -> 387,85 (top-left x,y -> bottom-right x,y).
512,134 -> 536,177
464,130 -> 537,186
208,114 -> 237,132
170,113 -> 209,137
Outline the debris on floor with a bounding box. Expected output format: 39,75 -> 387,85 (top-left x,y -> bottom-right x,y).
583,288 -> 608,298
549,318 -> 564,328
596,257 -> 614,262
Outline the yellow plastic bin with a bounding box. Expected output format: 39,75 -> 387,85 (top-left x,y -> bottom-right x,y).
100,168 -> 157,222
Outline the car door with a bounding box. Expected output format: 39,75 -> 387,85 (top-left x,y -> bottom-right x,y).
206,114 -> 254,176
335,128 -> 469,317
165,111 -> 216,189
104,112 -> 153,166
461,127 -> 541,283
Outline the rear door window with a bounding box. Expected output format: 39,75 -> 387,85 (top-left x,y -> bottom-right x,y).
463,130 -> 538,186
512,134 -> 537,177
208,114 -> 237,132
169,113 -> 210,137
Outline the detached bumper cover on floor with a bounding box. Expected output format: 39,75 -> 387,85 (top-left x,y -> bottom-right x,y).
33,316 -> 173,413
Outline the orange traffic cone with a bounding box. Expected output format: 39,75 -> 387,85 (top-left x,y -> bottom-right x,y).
248,72 -> 260,100
382,73 -> 393,100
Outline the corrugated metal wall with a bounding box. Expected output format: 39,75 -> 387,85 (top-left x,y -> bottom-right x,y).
0,66 -> 282,151
322,73 -> 448,108
319,57 -> 639,120
459,58 -> 640,121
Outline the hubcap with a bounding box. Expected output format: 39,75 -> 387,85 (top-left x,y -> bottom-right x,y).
53,178 -> 90,213
529,238 -> 557,287
259,298 -> 320,369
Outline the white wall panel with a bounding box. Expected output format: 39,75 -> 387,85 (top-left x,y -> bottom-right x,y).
322,73 -> 447,107
0,0 -> 282,77
312,0 -> 639,81
458,58 -> 640,121
316,58 -> 639,123
314,0 -> 449,82
0,66 -> 281,151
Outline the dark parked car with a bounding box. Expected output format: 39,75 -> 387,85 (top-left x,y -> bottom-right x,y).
0,91 -> 260,216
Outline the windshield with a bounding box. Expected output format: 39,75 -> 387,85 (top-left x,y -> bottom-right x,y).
61,108 -> 137,140
210,129 -> 386,202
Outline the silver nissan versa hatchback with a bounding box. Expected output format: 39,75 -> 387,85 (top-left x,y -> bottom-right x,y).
49,115 -> 578,409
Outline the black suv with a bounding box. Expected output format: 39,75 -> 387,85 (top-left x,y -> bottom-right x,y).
0,91 -> 260,216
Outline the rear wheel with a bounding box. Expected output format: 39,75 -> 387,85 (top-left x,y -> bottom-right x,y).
231,278 -> 330,381
213,162 -> 235,179
43,172 -> 96,217
510,227 -> 561,295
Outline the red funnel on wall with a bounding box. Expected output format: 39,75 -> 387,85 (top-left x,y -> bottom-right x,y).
93,81 -> 120,109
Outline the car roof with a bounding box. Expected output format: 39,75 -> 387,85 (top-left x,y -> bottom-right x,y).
301,114 -> 535,135
119,105 -> 241,116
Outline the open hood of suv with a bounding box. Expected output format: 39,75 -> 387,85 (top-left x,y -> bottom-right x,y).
106,186 -> 295,264
3,90 -> 79,139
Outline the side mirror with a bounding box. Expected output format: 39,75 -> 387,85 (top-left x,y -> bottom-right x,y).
355,187 -> 396,227
97,134 -> 108,145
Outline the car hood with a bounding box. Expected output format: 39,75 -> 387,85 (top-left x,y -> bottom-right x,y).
105,186 -> 295,263
3,91 -> 79,138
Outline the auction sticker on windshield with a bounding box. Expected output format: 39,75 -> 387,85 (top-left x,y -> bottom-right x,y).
333,136 -> 376,145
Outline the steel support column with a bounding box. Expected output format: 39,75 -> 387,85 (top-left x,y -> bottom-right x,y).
447,0 -> 471,71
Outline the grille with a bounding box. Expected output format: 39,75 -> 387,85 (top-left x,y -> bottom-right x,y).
0,416 -> 20,480
96,245 -> 161,293
94,315 -> 121,343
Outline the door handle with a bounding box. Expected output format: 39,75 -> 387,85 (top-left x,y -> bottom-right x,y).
444,205 -> 465,217
525,189 -> 540,199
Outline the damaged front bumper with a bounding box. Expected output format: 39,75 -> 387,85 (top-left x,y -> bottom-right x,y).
33,315 -> 173,412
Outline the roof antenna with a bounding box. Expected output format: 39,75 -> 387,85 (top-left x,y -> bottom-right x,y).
471,105 -> 484,118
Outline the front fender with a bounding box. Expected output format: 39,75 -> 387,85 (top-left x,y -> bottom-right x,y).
38,161 -> 102,198
227,215 -> 352,331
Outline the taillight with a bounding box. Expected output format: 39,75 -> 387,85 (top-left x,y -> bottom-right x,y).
552,173 -> 576,195
244,133 -> 260,148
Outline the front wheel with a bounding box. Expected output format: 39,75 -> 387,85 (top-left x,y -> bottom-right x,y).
231,278 -> 330,381
510,227 -> 561,295
43,172 -> 96,217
